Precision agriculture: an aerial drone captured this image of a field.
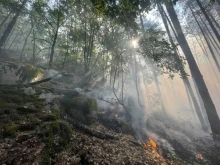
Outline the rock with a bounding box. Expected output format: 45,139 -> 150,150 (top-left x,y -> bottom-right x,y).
61,93 -> 98,125
23,87 -> 36,95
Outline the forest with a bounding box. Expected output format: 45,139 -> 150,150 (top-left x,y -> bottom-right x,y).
0,0 -> 220,164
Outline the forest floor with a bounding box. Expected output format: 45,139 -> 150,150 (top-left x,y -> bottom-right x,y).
0,59 -> 219,165
0,85 -> 170,165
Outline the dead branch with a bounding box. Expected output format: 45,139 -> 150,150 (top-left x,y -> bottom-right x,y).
98,97 -> 115,106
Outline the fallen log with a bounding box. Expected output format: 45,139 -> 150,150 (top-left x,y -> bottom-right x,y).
0,77 -> 52,87
28,77 -> 51,85
65,117 -> 119,140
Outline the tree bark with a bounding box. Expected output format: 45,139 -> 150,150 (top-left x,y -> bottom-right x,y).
165,2 -> 220,137
0,0 -> 28,51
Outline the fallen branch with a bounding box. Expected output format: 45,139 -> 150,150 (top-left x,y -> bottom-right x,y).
65,117 -> 119,140
0,77 -> 52,87
28,77 -> 51,85
98,97 -> 115,106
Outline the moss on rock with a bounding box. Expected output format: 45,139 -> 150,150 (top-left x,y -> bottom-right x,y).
61,94 -> 98,124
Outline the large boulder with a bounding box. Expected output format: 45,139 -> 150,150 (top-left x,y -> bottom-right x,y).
61,92 -> 98,125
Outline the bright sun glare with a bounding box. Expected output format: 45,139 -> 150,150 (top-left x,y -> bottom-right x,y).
132,39 -> 138,48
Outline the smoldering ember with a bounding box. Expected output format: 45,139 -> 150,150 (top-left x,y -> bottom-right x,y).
0,0 -> 220,164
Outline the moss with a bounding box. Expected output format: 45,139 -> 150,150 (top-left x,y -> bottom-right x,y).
71,96 -> 98,115
18,122 -> 40,131
40,114 -> 57,122
87,97 -> 98,112
17,107 -> 39,114
50,121 -> 60,134
3,125 -> 18,137
51,109 -> 60,120
10,113 -> 21,122
26,114 -> 36,121
41,147 -> 51,165
59,121 -> 72,146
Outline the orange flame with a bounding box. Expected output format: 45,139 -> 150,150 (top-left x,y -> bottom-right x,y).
142,139 -> 157,149
142,141 -> 148,148
197,154 -> 203,160
149,138 -> 157,149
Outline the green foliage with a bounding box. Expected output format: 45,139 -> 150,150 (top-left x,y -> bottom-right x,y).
138,29 -> 187,78
91,0 -> 151,29
18,122 -> 40,131
3,124 -> 18,137
40,120 -> 72,164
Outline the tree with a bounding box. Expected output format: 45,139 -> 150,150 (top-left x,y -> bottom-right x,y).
157,1 -> 208,130
0,0 -> 28,51
195,0 -> 220,42
165,1 -> 220,138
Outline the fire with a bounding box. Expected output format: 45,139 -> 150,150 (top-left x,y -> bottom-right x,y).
115,114 -> 118,118
142,138 -> 157,150
149,138 -> 157,149
197,153 -> 203,160
142,141 -> 148,148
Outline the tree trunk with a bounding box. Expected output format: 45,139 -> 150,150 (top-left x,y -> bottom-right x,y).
153,70 -> 166,113
49,14 -> 60,68
0,0 -> 28,51
184,78 -> 208,130
184,81 -> 196,119
196,0 -> 220,42
8,30 -> 20,50
20,24 -> 33,61
83,21 -> 88,72
32,28 -> 36,64
190,6 -> 220,72
195,32 -> 220,82
165,2 -> 220,137
158,2 -> 207,130
208,11 -> 220,30
0,11 -> 12,28
139,11 -> 165,111
199,14 -> 220,53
